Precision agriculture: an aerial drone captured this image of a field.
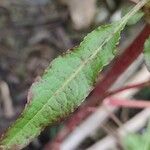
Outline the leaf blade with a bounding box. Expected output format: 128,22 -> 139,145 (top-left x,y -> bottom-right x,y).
0,22 -> 123,150
0,0 -> 149,149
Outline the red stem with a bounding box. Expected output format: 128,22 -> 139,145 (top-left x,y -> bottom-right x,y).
44,24 -> 150,150
106,80 -> 150,97
105,98 -> 150,108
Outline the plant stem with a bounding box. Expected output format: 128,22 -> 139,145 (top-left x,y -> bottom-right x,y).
106,80 -> 150,97
105,98 -> 150,108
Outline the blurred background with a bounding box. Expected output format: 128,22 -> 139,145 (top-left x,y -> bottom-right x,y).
0,0 -> 150,150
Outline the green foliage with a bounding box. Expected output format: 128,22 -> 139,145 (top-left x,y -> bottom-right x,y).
124,123 -> 150,150
0,0 -> 148,149
0,22 -> 123,150
122,4 -> 144,25
144,36 -> 150,72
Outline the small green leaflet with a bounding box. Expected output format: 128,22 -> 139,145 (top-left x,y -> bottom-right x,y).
0,0 -> 149,149
144,36 -> 150,72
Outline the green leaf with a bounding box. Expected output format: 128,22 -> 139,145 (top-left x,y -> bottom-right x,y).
122,4 -> 144,25
124,133 -> 145,150
0,23 -> 123,150
144,36 -> 150,72
1,22 -> 123,150
0,0 -> 149,149
124,123 -> 150,150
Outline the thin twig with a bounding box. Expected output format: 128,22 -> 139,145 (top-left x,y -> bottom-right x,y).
106,80 -> 150,97
103,105 -> 123,127
105,98 -> 150,108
